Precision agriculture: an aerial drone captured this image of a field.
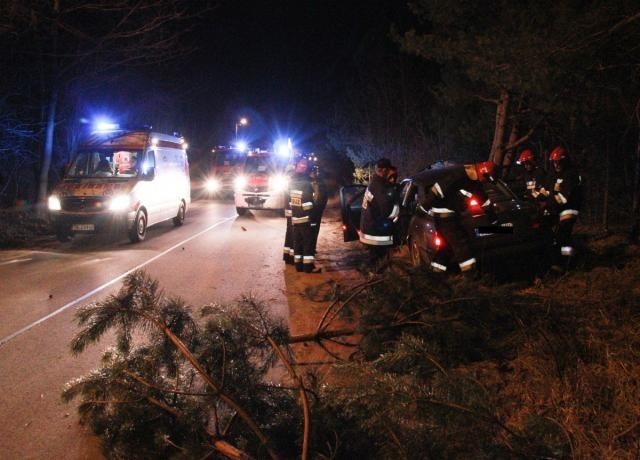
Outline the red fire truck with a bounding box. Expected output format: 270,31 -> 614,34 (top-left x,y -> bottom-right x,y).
204,146 -> 246,197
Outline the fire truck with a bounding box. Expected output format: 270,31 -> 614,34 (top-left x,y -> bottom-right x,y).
204,146 -> 246,197
233,149 -> 291,216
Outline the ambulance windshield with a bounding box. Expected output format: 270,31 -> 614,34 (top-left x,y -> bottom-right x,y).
67,149 -> 143,178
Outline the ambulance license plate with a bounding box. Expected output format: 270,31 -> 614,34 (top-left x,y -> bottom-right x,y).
72,223 -> 95,232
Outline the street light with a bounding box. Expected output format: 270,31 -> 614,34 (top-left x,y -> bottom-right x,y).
235,117 -> 248,140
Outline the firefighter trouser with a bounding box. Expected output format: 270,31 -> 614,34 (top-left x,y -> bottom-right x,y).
437,218 -> 476,273
293,222 -> 315,272
283,217 -> 294,264
366,244 -> 390,271
554,216 -> 576,264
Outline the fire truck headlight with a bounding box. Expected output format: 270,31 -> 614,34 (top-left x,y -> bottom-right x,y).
206,178 -> 221,192
234,175 -> 248,191
48,195 -> 61,211
269,174 -> 289,192
109,194 -> 130,211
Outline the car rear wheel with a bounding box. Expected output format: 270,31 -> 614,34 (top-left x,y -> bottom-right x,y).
173,201 -> 186,226
129,210 -> 147,243
236,207 -> 247,216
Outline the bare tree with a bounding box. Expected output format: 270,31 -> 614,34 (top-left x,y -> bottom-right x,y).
1,0 -> 212,208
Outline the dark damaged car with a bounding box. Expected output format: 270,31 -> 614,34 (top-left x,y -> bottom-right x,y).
340,162 -> 552,273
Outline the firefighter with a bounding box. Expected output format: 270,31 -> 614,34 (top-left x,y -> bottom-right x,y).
309,163 -> 328,255
283,163 -> 295,264
423,161 -> 495,274
516,148 -> 546,202
289,157 -> 318,273
541,146 -> 582,269
359,158 -> 399,273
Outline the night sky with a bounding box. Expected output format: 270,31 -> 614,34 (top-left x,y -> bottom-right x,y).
168,0 -> 411,150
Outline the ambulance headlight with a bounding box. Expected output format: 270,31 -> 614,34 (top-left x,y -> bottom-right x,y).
109,194 -> 130,211
269,174 -> 289,192
234,175 -> 248,191
48,195 -> 61,211
206,178 -> 221,192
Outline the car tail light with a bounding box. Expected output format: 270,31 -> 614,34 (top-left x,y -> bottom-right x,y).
433,231 -> 444,249
467,196 -> 483,214
342,224 -> 347,231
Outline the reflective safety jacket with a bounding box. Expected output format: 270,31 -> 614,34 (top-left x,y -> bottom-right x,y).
542,165 -> 582,222
359,174 -> 399,246
522,167 -> 546,201
289,173 -> 315,225
422,168 -> 491,219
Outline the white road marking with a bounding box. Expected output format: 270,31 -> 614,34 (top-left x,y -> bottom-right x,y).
0,215 -> 236,348
0,258 -> 33,266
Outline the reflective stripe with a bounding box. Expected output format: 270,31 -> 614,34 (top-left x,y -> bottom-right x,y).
556,178 -> 564,183
289,248 -> 294,256
388,204 -> 400,219
430,261 -> 447,272
303,256 -> 315,263
284,209 -> 292,217
526,181 -> 536,189
292,216 -> 310,224
459,189 -> 472,198
555,193 -> 568,204
428,207 -> 455,217
431,182 -> 444,198
560,209 -> 578,221
459,257 -> 477,272
283,247 -> 290,254
290,190 -> 303,195
482,199 -> 491,207
561,246 -> 574,256
310,222 -> 317,227
294,255 -> 302,262
302,202 -> 314,210
359,231 -> 393,246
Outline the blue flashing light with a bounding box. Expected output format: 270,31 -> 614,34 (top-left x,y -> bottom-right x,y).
274,138 -> 293,158
235,140 -> 248,153
93,118 -> 119,133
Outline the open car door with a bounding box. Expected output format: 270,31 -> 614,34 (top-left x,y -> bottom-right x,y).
339,185 -> 366,242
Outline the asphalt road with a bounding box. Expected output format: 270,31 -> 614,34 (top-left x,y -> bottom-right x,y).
0,199 -> 290,459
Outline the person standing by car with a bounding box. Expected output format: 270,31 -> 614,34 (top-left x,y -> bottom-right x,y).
515,148 -> 546,202
309,163 -> 328,255
359,158 -> 399,272
283,163 -> 295,265
422,161 -> 496,274
387,166 -> 405,250
542,146 -> 582,269
289,158 -> 319,273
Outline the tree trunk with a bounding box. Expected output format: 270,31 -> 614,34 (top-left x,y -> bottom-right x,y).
602,145 -> 609,231
37,0 -> 60,210
489,89 -> 509,165
630,128 -> 640,242
37,88 -> 57,208
500,121 -> 519,178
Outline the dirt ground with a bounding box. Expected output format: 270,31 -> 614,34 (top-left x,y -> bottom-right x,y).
282,198 -> 368,377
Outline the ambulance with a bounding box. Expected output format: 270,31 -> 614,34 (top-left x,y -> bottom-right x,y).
48,128 -> 191,242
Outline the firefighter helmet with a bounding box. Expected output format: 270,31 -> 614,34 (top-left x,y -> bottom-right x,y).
475,161 -> 496,181
517,148 -> 535,165
549,146 -> 567,162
